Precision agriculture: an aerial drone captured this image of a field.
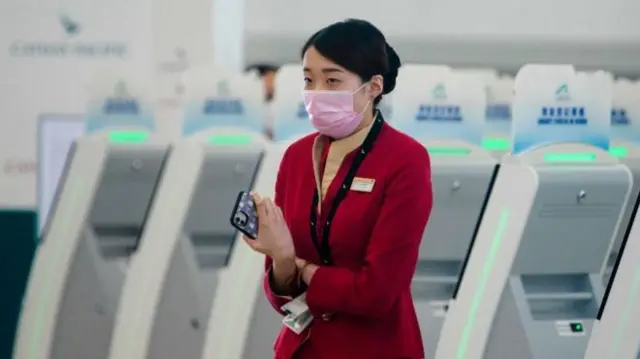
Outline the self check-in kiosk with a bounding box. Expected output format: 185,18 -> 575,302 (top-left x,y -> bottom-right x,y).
584,80 -> 640,359
13,131 -> 169,359
201,66 -> 317,359
603,80 -> 640,284
109,66 -> 274,359
435,145 -> 631,359
391,66 -> 496,357
415,140 -> 498,359
585,193 -> 640,359
435,67 -> 629,359
202,142 -> 288,359
603,149 -> 640,286
108,130 -> 266,359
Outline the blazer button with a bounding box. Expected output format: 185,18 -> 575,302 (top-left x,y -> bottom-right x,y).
321,313 -> 333,321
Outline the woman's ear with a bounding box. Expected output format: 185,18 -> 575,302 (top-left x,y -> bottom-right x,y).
368,74 -> 384,100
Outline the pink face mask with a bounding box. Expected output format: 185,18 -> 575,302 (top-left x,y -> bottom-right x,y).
303,84 -> 371,139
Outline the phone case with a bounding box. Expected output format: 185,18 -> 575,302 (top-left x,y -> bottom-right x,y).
230,191 -> 259,239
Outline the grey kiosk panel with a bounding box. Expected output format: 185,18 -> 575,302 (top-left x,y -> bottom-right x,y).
413,162 -> 498,358
50,146 -> 168,359
483,166 -> 630,359
604,156 -> 640,284
145,147 -> 263,359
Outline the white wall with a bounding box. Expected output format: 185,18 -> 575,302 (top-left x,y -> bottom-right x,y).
244,0 -> 640,75
0,0 -> 153,208
247,0 -> 640,39
154,0 -> 214,137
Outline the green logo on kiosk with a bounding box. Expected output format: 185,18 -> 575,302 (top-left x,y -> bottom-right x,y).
432,83 -> 447,100
555,84 -> 571,101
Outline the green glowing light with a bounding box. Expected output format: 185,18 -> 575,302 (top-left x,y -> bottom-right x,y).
208,134 -> 252,146
428,147 -> 471,156
108,131 -> 149,143
457,209 -> 510,359
543,153 -> 597,163
482,138 -> 511,151
609,146 -> 628,158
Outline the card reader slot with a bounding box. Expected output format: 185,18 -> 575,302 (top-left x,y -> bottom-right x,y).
411,280 -> 457,301
415,259 -> 461,277
521,273 -> 593,294
94,225 -> 140,258
412,259 -> 462,300
527,298 -> 597,321
521,273 -> 598,321
525,292 -> 594,301
414,276 -> 459,284
191,233 -> 235,269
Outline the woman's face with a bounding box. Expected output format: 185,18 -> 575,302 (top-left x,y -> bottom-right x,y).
302,46 -> 382,114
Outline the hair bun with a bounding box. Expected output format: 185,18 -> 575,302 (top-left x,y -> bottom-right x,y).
383,43 -> 401,95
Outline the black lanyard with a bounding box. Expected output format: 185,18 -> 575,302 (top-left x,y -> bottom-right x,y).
309,114 -> 384,265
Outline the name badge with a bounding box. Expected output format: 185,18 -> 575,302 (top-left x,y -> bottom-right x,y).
281,294 -> 313,334
350,177 -> 375,193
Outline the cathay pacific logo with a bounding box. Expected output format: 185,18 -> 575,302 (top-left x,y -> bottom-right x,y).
555,84 -> 570,101
59,14 -> 80,36
8,11 -> 127,58
432,83 -> 447,100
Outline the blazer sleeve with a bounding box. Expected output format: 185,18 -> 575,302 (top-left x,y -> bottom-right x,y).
262,147 -> 302,315
305,149 -> 433,319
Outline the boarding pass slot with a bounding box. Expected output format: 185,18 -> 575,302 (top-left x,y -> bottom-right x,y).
526,292 -> 594,301
412,259 -> 461,301
191,233 -> 235,269
521,273 -> 598,321
94,225 -> 141,259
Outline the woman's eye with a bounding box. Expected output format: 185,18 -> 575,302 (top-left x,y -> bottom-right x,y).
327,78 -> 340,84
303,78 -> 312,84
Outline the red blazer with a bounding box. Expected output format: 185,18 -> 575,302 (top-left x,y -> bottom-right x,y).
264,121 -> 433,359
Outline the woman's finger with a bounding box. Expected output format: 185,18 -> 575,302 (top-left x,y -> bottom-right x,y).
253,194 -> 268,221
263,198 -> 278,222
274,205 -> 284,222
250,191 -> 262,203
243,236 -> 261,251
295,257 -> 308,269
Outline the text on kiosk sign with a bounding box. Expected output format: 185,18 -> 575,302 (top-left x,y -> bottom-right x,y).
103,98 -> 140,115
202,98 -> 244,115
415,105 -> 462,122
537,107 -> 587,125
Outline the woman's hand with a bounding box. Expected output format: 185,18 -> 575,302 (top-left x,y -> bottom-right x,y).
243,192 -> 295,261
295,258 -> 319,284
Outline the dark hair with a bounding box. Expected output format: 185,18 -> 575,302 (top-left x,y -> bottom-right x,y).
245,63 -> 279,77
301,19 -> 401,105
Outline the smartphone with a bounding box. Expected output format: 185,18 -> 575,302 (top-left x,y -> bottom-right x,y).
230,191 -> 259,239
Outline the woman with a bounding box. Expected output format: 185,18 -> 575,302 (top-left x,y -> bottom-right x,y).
244,19 -> 433,359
